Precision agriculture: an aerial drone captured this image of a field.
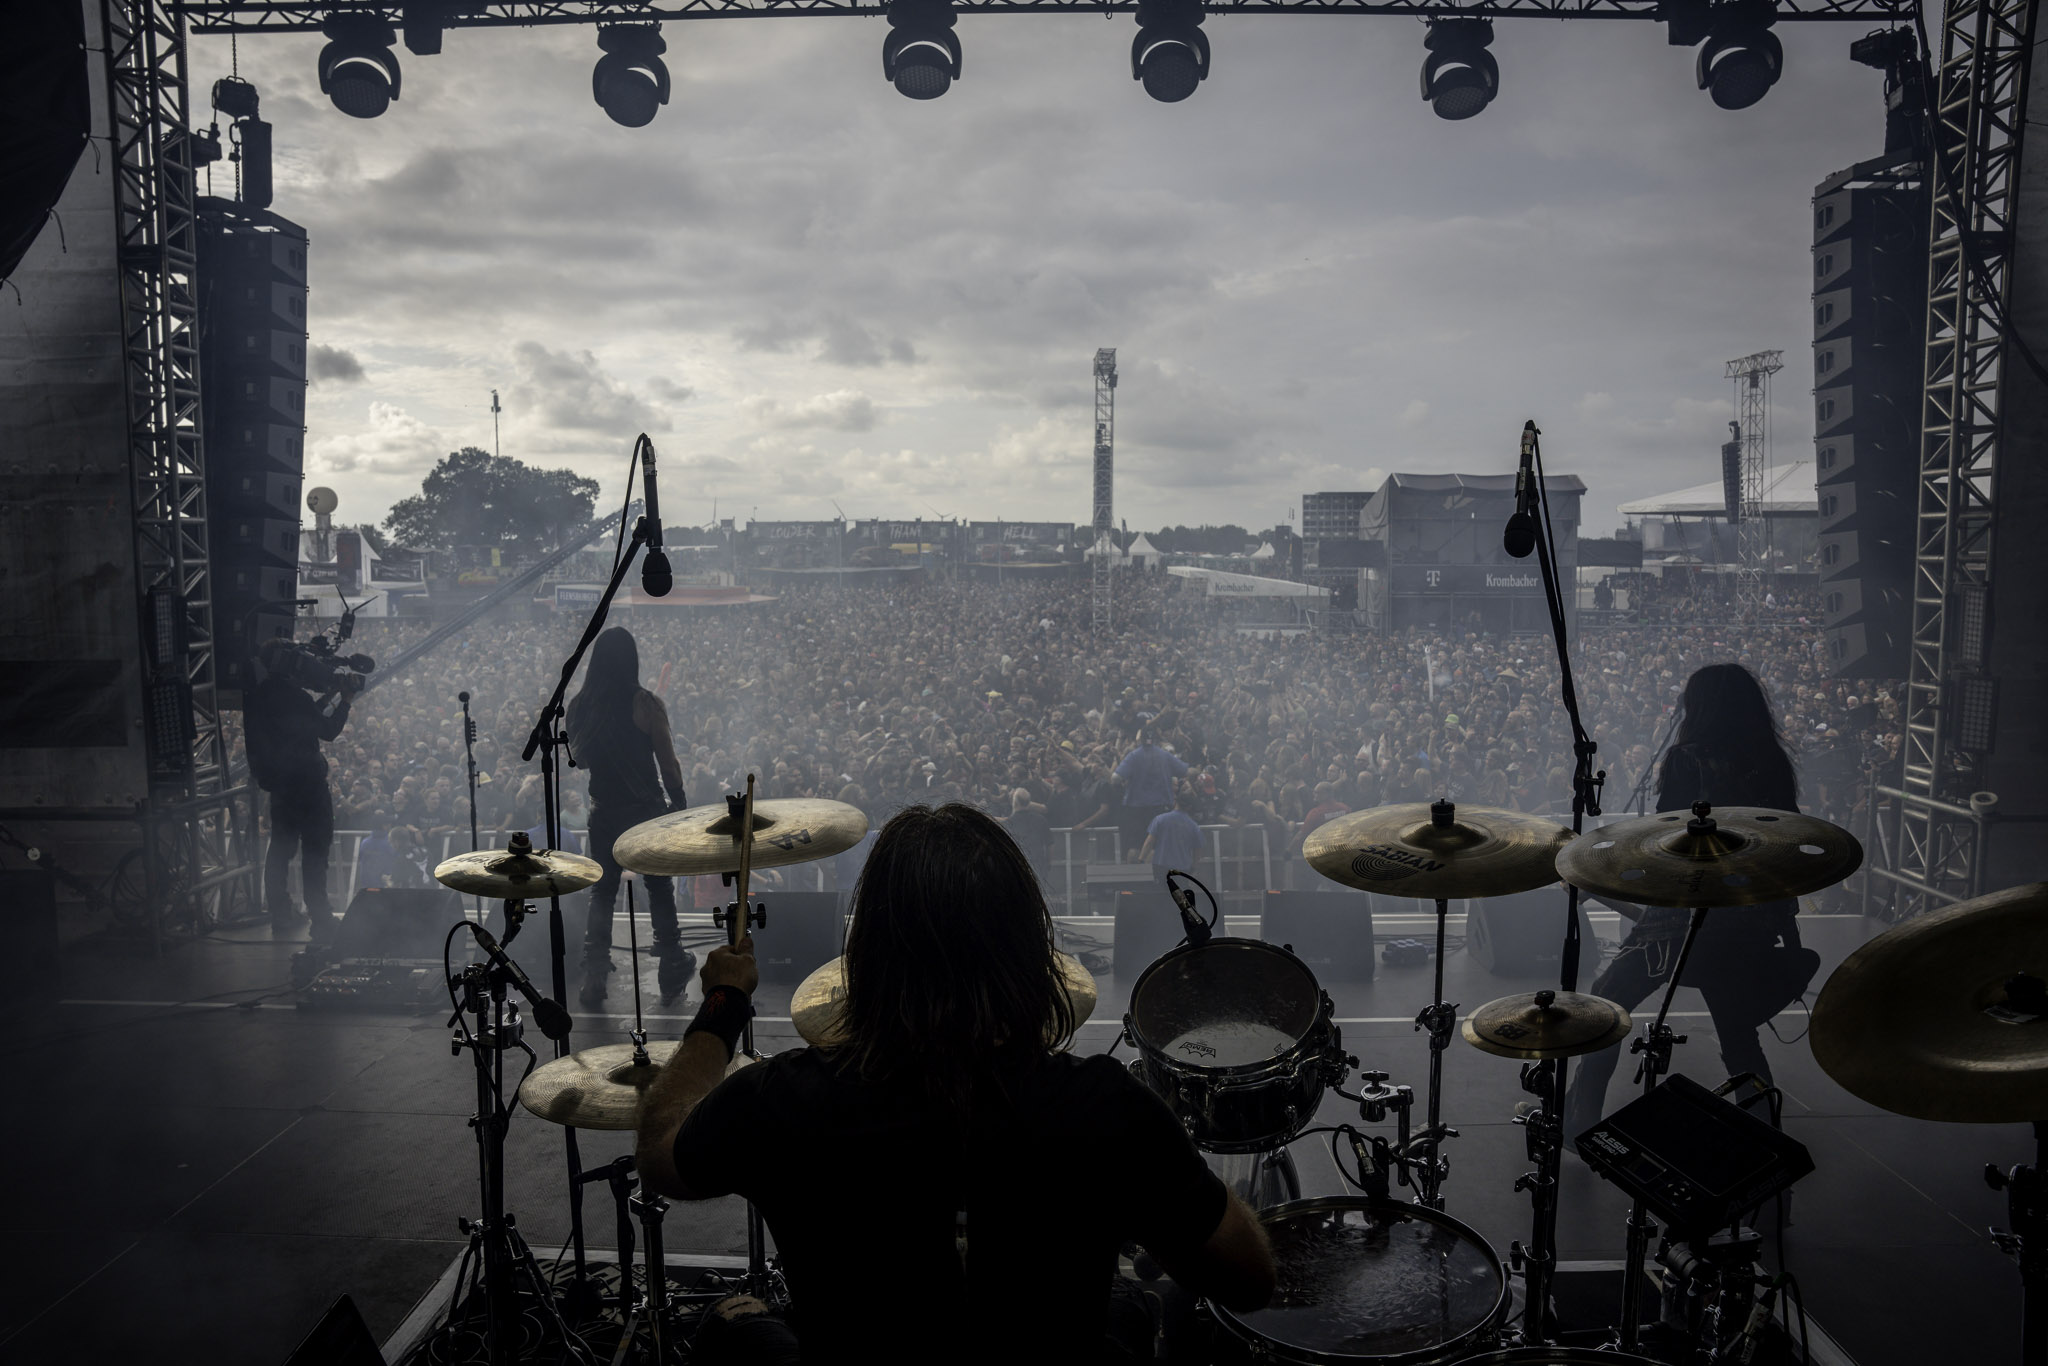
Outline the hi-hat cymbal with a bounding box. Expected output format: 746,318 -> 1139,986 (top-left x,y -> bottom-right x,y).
518,1040 -> 757,1130
612,798 -> 869,878
789,951 -> 1098,1048
1555,803 -> 1862,908
1811,881 -> 2048,1124
434,845 -> 604,899
1462,989 -> 1633,1060
1303,801 -> 1573,900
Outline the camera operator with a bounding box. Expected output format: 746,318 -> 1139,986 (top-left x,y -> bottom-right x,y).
245,636 -> 362,936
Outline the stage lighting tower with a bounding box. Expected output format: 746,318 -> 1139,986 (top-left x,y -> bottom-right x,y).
593,25 -> 672,127
884,0 -> 962,100
1419,18 -> 1498,120
1695,1 -> 1782,109
1131,0 -> 1209,103
318,12 -> 402,119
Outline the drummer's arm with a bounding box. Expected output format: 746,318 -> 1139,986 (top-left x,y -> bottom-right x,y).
1149,1193 -> 1275,1312
635,936 -> 757,1200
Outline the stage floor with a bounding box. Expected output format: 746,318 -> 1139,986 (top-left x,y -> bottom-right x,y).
0,902 -> 2023,1364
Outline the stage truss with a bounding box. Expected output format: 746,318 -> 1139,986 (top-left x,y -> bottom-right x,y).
1092,347 -> 1116,635
1886,0 -> 2037,917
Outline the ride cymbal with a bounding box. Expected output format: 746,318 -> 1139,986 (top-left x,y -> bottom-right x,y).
789,951 -> 1098,1048
518,1040 -> 756,1130
434,843 -> 603,899
1462,989 -> 1633,1060
1811,881 -> 2048,1124
612,798 -> 869,878
1303,800 -> 1573,901
1555,802 -> 1862,908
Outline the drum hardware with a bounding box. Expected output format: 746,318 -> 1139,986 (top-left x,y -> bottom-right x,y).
1558,800 -> 1862,1355
1329,1070 -> 1424,1198
1809,880 -> 2048,1366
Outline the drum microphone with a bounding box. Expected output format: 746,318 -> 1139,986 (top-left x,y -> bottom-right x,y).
468,920 -> 573,1040
1164,871 -> 1212,947
640,436 -> 672,597
1503,420 -> 1539,560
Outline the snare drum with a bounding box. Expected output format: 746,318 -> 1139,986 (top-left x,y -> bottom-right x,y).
1212,1197 -> 1509,1366
1125,938 -> 1342,1154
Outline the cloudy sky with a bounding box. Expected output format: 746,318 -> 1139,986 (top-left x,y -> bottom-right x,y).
186,13 -> 1894,537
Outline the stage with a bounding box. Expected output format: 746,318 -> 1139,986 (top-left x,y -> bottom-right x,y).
0,902 -> 2024,1364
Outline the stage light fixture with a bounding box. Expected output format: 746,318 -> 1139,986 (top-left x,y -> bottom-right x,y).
593,25 -> 671,127
1131,0 -> 1209,103
1695,2 -> 1782,110
884,0 -> 961,101
1420,18 -> 1498,121
318,13 -> 402,120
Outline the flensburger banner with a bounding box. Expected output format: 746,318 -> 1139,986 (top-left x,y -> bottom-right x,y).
1392,566 -> 1546,594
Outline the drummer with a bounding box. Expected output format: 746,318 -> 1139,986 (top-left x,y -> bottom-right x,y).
1563,663 -> 1822,1139
634,803 -> 1275,1361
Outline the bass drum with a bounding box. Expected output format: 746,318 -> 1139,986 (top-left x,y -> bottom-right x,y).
1212,1197 -> 1508,1366
1125,937 -> 1342,1153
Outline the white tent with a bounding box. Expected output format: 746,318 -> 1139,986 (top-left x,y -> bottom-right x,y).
1083,534 -> 1125,563
1126,533 -> 1164,568
1618,460 -> 1818,518
1249,541 -> 1277,561
1169,566 -> 1330,599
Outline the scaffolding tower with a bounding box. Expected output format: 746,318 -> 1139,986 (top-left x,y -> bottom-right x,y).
1726,350 -> 1783,610
1091,347 -> 1117,634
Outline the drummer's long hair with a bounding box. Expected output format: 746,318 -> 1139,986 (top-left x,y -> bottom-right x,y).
568,626 -> 640,728
837,803 -> 1076,1107
1661,662 -> 1797,809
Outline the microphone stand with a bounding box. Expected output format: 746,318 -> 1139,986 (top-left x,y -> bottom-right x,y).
461,691 -> 482,921
519,508 -> 656,1314
1509,421 -> 1606,1345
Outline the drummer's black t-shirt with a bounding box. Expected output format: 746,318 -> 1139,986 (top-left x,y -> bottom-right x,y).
672,1047 -> 1228,1365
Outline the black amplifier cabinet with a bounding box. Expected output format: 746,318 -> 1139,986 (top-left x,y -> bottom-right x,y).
1576,1073 -> 1813,1235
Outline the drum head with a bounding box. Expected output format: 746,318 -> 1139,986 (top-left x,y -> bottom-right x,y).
1456,1352 -> 1663,1366
1129,939 -> 1321,1070
1216,1197 -> 1507,1365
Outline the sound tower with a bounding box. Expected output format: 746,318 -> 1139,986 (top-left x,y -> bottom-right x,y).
198,197 -> 309,704
1810,168 -> 1928,679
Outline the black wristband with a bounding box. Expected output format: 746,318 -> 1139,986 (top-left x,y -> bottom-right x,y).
684,985 -> 752,1061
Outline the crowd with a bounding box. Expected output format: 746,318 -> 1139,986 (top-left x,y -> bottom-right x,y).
229,572 -> 1893,892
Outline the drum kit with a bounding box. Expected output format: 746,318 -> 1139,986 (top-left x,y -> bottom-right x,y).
413,778 -> 1901,1366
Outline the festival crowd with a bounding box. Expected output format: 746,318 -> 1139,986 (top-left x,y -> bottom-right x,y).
230,573 -> 1892,895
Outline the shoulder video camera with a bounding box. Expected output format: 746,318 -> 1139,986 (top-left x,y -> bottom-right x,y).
266,611 -> 376,695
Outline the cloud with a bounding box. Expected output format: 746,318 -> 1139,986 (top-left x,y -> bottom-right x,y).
746,389 -> 881,433
648,376 -> 695,403
1398,400 -> 1429,430
735,314 -> 918,367
312,402 -> 444,476
508,341 -> 671,434
309,344 -> 366,384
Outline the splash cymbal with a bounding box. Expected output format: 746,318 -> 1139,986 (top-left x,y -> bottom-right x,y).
518,1040 -> 757,1130
612,798 -> 868,878
789,951 -> 1098,1048
1555,803 -> 1862,908
1462,989 -> 1633,1060
1303,801 -> 1574,901
434,844 -> 604,899
1811,881 -> 2048,1123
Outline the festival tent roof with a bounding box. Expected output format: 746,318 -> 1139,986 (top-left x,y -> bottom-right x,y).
1126,533 -> 1162,559
1618,460 -> 1818,518
1169,566 -> 1329,598
1250,541 -> 1277,561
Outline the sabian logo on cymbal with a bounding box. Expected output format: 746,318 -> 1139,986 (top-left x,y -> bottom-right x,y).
1349,844 -> 1446,882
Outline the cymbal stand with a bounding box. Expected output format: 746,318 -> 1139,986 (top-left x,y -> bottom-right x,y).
1409,895 -> 1459,1211
446,957 -> 556,1366
716,777 -> 775,1301
520,456 -> 658,1313
1510,1049 -> 1565,1345
1986,1120 -> 2048,1366
1614,902 -> 1710,1353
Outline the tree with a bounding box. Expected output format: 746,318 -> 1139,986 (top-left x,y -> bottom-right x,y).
1147,524 -> 1255,555
382,447 -> 601,556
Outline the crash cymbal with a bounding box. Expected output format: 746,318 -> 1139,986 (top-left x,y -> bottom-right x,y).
1811,881 -> 2048,1124
518,1040 -> 757,1130
612,798 -> 869,878
789,951 -> 1098,1048
1555,802 -> 1862,908
1462,989 -> 1633,1060
434,844 -> 604,898
1303,801 -> 1573,901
